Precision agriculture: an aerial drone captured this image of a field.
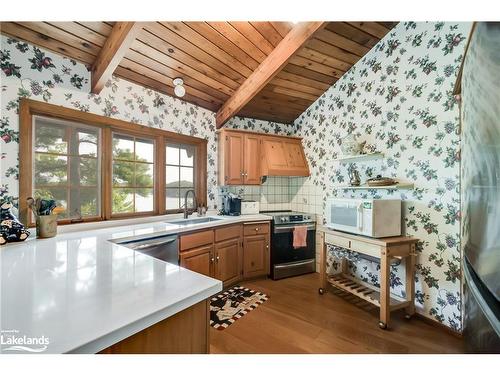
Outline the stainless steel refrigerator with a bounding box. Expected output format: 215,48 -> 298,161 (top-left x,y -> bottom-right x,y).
461,22 -> 500,353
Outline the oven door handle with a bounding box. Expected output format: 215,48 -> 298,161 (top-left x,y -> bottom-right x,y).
273,224 -> 316,233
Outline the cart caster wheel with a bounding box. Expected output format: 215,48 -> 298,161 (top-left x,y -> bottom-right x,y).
318,288 -> 324,295
378,322 -> 387,330
404,314 -> 412,320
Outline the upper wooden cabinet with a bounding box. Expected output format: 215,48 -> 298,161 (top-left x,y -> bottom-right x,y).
260,137 -> 309,177
243,133 -> 262,185
218,130 -> 261,185
218,129 -> 309,185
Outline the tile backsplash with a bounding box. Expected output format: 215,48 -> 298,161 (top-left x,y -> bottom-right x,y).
217,176 -> 324,216
289,177 -> 323,216
217,177 -> 292,212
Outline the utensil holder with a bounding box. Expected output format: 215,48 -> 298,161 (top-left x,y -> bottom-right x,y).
36,214 -> 57,238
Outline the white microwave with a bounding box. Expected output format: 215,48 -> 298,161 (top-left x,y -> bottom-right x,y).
325,198 -> 402,238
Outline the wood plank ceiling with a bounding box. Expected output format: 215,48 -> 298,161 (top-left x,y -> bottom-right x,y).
0,21 -> 396,124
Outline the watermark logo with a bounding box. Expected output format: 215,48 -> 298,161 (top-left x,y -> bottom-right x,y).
1,329 -> 49,353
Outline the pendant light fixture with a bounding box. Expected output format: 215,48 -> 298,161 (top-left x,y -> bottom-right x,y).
173,77 -> 186,98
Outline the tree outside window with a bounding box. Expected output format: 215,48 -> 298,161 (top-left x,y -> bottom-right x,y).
165,143 -> 195,210
33,117 -> 101,220
112,134 -> 155,214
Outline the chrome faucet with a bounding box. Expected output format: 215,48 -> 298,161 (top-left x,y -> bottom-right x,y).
183,189 -> 197,219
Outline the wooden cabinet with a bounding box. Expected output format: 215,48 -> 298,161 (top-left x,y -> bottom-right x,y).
179,224 -> 243,287
243,235 -> 269,279
261,137 -> 309,177
221,131 -> 244,185
180,230 -> 214,251
180,245 -> 214,277
218,129 -> 309,185
261,137 -> 289,171
100,300 -> 209,354
243,222 -> 270,279
179,222 -> 270,286
215,238 -> 242,285
243,222 -> 270,236
243,133 -> 261,185
218,130 -> 261,185
283,139 -> 309,172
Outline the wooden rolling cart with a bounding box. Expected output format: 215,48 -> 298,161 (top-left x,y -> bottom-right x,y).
318,227 -> 418,329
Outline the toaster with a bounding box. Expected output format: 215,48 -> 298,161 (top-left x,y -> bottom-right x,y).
241,200 -> 260,215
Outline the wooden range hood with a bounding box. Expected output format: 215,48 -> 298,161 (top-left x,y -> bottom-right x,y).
218,129 -> 310,186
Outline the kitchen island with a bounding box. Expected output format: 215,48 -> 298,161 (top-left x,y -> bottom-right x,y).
0,214 -> 271,354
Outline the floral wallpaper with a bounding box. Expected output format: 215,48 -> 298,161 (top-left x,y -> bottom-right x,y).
0,35 -> 288,213
294,21 -> 471,331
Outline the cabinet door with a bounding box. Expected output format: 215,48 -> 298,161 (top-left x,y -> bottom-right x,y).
243,234 -> 269,279
224,132 -> 244,185
180,245 -> 214,277
243,134 -> 261,185
261,138 -> 289,173
215,238 -> 241,285
284,140 -> 307,168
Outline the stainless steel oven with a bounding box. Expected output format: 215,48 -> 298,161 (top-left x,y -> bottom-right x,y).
264,211 -> 316,280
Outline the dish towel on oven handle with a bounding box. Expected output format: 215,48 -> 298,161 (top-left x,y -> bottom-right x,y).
293,225 -> 308,249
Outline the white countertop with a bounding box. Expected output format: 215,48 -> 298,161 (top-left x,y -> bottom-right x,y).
0,214 -> 271,354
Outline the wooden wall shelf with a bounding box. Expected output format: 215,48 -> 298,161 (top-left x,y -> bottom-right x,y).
333,182 -> 414,190
331,152 -> 384,163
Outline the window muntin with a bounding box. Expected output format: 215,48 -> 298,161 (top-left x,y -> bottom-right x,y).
33,116 -> 101,220
112,134 -> 155,214
165,143 -> 195,210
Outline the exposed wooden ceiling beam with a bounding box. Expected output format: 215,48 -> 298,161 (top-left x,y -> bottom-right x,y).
91,22 -> 143,94
215,21 -> 326,128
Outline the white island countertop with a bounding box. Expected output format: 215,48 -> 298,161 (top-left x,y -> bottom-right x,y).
0,214 -> 271,354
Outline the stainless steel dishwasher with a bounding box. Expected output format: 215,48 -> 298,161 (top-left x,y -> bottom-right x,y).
117,234 -> 179,264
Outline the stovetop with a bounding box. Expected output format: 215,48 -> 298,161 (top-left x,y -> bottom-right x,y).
260,210 -> 315,225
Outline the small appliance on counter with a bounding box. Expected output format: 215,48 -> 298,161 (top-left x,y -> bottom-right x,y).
222,193 -> 241,216
325,198 -> 401,238
241,200 -> 259,215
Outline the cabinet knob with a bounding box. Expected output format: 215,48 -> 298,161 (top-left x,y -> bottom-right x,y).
210,257 -> 215,262
266,245 -> 269,249
216,255 -> 220,261
255,227 -> 259,231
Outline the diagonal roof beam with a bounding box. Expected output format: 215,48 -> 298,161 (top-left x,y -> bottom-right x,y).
91,22 -> 143,94
215,22 -> 326,128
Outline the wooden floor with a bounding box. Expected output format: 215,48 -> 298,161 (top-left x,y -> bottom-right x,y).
210,273 -> 464,354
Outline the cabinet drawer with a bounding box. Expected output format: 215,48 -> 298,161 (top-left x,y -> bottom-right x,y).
350,239 -> 381,258
324,233 -> 351,249
215,224 -> 242,243
180,230 -> 214,251
243,222 -> 269,236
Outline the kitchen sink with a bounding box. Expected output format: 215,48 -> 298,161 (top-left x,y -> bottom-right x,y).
164,216 -> 223,226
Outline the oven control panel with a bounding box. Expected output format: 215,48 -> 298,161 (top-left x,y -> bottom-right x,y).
275,214 -> 313,224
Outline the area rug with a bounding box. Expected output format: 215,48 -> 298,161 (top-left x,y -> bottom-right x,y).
209,286 -> 269,330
